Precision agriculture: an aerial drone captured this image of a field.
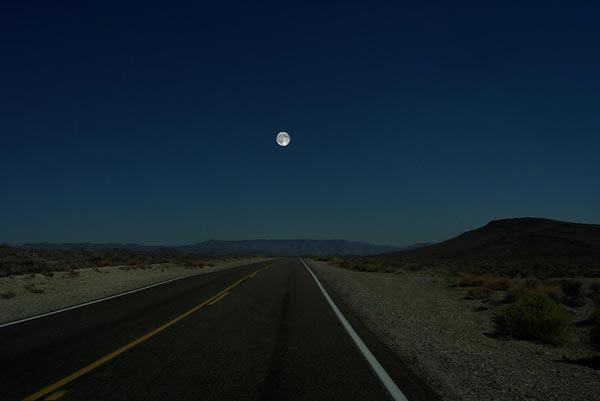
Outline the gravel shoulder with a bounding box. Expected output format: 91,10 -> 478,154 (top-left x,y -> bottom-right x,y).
308,260 -> 600,401
0,257 -> 273,324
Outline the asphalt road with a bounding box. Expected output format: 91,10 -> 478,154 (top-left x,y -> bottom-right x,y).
0,258 -> 439,401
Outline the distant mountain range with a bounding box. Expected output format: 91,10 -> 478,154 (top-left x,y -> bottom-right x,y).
15,239 -> 426,256
383,217 -> 600,261
9,218 -> 598,260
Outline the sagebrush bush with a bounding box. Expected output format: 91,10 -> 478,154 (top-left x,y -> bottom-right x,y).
493,292 -> 571,345
536,284 -> 563,303
0,290 -> 16,299
23,283 -> 45,294
467,287 -> 490,300
351,260 -> 384,272
481,276 -> 512,291
591,309 -> 600,349
0,246 -> 234,276
589,282 -> 600,303
505,280 -> 562,304
457,273 -> 480,287
504,284 -> 530,303
458,274 -> 512,290
559,279 -> 585,307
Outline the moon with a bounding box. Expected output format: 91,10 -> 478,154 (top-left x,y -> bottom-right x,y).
276,131 -> 291,147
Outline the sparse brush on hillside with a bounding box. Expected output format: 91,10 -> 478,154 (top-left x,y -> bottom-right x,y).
493,292 -> 571,346
0,247 -> 239,277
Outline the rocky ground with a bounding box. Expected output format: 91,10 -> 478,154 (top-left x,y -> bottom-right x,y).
0,257 -> 272,324
308,259 -> 600,401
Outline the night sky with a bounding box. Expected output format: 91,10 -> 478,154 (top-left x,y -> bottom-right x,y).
1,1 -> 599,246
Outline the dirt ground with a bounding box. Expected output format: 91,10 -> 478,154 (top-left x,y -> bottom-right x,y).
309,260 -> 600,401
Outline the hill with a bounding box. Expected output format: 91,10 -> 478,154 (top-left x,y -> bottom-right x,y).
385,218 -> 600,262
383,217 -> 600,262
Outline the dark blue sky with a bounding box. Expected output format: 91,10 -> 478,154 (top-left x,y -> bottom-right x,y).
1,1 -> 599,246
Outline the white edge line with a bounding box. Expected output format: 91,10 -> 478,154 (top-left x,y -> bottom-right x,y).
300,257 -> 409,401
0,266 -> 229,329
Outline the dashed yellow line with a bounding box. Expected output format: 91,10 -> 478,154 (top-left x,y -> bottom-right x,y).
44,391 -> 67,400
207,291 -> 229,305
22,265 -> 271,401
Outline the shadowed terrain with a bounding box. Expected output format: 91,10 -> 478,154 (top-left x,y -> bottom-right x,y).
386,218 -> 600,261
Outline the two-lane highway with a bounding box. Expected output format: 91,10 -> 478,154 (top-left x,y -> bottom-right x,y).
0,258 -> 439,401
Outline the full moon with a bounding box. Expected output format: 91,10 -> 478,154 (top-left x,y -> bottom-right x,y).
276,131 -> 291,147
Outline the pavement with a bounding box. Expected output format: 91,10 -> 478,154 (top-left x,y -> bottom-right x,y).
0,258 -> 439,401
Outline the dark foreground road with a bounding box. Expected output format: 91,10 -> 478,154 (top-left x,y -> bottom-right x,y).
0,258 -> 438,401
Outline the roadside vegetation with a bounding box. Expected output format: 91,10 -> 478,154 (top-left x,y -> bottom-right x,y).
456,274 -> 598,347
0,290 -> 16,299
0,246 -> 245,277
315,256 -> 600,349
493,292 -> 572,345
592,309 -> 600,349
23,283 -> 45,294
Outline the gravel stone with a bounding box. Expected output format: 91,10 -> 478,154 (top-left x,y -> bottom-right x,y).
309,260 -> 600,401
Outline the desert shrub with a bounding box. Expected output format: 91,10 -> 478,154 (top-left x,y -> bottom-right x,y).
65,269 -> 80,278
0,246 -> 228,277
458,274 -> 512,290
457,273 -> 480,287
524,277 -> 539,287
0,290 -> 16,299
537,284 -> 563,303
559,279 -> 585,307
590,282 -> 600,303
505,280 -> 562,304
591,309 -> 600,349
23,283 -> 45,294
467,287 -> 490,300
481,276 -> 512,291
351,260 -> 384,272
493,292 -> 571,345
504,284 -> 529,303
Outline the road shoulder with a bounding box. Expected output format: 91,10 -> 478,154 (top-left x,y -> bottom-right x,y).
0,257 -> 273,325
307,259 -> 600,401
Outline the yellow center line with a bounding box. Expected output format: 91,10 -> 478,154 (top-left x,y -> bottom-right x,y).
23,265 -> 270,401
207,291 -> 229,305
44,391 -> 67,401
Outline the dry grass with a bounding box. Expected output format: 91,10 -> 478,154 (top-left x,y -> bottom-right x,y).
537,284 -> 563,303
592,309 -> 600,349
558,279 -> 585,307
457,274 -> 512,291
0,290 -> 16,299
23,283 -> 45,294
65,269 -> 80,278
466,287 -> 491,300
457,273 -> 480,287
